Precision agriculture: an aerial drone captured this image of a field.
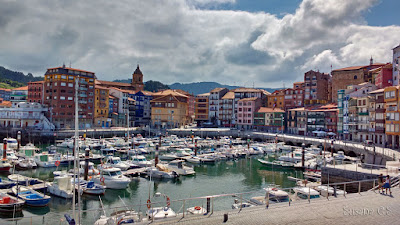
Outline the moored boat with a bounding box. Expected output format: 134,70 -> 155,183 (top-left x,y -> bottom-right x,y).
12,186 -> 51,207
0,192 -> 24,212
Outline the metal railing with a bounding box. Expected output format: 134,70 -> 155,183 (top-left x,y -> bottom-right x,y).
1,178 -> 386,224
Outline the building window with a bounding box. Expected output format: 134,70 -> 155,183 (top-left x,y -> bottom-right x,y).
68,97 -> 73,100
354,75 -> 357,80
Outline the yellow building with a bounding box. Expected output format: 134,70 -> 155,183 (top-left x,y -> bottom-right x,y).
151,90 -> 189,128
94,85 -> 110,127
384,86 -> 400,148
267,90 -> 285,110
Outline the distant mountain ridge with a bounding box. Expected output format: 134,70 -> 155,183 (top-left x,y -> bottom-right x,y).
169,82 -> 279,95
0,66 -> 43,85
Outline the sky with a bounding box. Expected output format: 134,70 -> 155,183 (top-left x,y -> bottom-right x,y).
1,0 -> 400,88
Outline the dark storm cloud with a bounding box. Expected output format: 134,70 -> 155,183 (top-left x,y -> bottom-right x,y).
0,0 -> 399,88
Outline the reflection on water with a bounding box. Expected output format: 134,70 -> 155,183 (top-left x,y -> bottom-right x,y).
0,156 -> 303,224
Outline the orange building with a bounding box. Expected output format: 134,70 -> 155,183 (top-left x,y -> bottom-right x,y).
267,90 -> 284,110
384,86 -> 400,148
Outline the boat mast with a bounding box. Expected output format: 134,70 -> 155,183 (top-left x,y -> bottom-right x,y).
73,75 -> 82,223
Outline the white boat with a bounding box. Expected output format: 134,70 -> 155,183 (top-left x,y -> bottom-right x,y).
127,155 -> 152,168
8,174 -> 38,185
5,138 -> 18,150
293,187 -> 320,199
98,156 -> 130,171
69,161 -> 99,176
264,187 -> 290,202
73,179 -> 106,195
199,155 -> 217,163
0,159 -> 11,172
34,154 -> 56,167
159,153 -> 179,161
147,207 -> 177,220
15,158 -> 37,170
164,160 -> 195,176
187,206 -> 206,215
145,165 -> 179,179
315,185 -> 346,197
232,199 -> 254,209
95,210 -> 141,225
47,176 -> 75,198
186,156 -> 201,164
93,167 -> 131,189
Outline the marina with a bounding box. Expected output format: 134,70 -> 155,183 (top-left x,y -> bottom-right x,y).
0,133 -> 396,224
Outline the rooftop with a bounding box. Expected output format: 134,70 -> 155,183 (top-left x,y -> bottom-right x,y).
257,107 -> 284,113
197,92 -> 210,97
152,89 -> 189,98
238,97 -> 259,101
210,88 -> 228,93
97,80 -> 132,87
233,87 -> 263,93
47,66 -> 94,74
12,86 -> 28,91
221,91 -> 235,99
332,63 -> 385,72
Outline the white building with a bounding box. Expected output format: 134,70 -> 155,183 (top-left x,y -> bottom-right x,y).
0,102 -> 55,130
208,88 -> 228,126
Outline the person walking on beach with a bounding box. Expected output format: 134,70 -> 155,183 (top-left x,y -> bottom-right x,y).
378,174 -> 384,193
382,175 -> 392,195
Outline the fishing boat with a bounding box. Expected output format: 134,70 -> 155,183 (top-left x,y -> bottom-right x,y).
0,159 -> 11,172
12,186 -> 51,207
0,192 -> 24,212
15,158 -> 37,170
76,180 -> 106,195
8,174 -> 39,185
34,154 -> 56,167
47,176 -> 74,198
187,206 -> 206,214
93,167 -> 131,189
264,187 -> 290,202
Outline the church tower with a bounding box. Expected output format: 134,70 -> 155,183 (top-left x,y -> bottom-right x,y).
132,64 -> 144,91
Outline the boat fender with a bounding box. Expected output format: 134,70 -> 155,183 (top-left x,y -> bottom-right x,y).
166,197 -> 170,207
100,177 -> 105,183
64,214 -> 76,225
147,199 -> 151,209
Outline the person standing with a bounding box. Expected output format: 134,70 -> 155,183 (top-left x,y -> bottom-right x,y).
378,174 -> 384,194
382,175 -> 392,196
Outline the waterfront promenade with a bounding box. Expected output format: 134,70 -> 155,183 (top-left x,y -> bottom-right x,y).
153,188 -> 400,225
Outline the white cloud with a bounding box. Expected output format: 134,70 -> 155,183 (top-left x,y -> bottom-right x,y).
0,0 -> 399,88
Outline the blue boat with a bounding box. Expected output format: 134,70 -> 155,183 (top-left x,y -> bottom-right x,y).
0,178 -> 16,189
12,186 -> 51,207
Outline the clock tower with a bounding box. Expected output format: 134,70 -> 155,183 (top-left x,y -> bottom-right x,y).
132,64 -> 144,91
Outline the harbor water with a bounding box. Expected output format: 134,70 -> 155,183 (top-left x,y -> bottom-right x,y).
0,153 -> 301,225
